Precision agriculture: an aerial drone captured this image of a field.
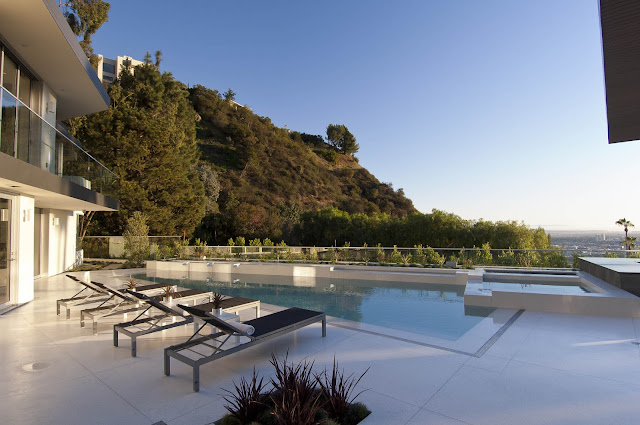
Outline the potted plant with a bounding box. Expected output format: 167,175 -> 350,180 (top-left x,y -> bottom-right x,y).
161,285 -> 179,304
122,277 -> 139,292
212,293 -> 224,315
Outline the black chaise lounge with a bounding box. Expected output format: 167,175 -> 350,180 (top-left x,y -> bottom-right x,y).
164,304 -> 326,392
57,275 -> 112,319
114,291 -> 261,357
81,284 -> 212,334
58,275 -> 170,320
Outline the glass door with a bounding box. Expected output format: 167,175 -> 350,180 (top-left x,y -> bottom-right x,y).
0,198 -> 10,305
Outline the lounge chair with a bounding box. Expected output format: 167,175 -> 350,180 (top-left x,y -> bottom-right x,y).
57,275 -> 112,319
114,292 -> 260,357
81,285 -> 212,334
164,304 -> 326,391
58,275 -> 171,319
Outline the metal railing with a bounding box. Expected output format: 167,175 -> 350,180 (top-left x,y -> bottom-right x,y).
80,237 -> 640,269
0,87 -> 117,193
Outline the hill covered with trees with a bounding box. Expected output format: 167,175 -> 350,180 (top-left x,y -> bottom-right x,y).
188,85 -> 415,244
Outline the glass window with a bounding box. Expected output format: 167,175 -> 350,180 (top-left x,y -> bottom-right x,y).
16,102 -> 30,161
103,62 -> 116,74
103,75 -> 114,82
2,55 -> 17,96
1,90 -> 16,156
18,72 -> 31,106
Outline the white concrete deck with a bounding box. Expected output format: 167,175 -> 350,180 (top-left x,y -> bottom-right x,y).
2,270 -> 640,424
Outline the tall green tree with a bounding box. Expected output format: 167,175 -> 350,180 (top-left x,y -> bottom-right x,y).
616,218 -> 635,251
223,88 -> 236,102
72,62 -> 206,236
61,0 -> 110,66
326,124 -> 359,155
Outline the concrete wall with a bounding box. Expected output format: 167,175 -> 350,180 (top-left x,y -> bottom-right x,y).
15,196 -> 34,304
146,260 -> 469,285
45,208 -> 77,277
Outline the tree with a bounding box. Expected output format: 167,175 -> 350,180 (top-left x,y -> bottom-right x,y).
616,218 -> 635,251
224,88 -> 236,102
326,124 -> 359,156
61,0 -> 110,66
197,163 -> 221,215
123,212 -> 150,266
71,62 -> 206,236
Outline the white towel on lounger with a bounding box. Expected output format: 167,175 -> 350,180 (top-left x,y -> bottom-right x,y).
227,321 -> 255,335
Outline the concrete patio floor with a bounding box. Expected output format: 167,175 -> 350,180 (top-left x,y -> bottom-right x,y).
2,269 -> 640,425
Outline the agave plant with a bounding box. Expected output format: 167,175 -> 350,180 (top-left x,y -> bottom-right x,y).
212,292 -> 224,310
161,285 -> 179,300
270,352 -> 324,425
315,357 -> 369,423
222,367 -> 271,424
122,277 -> 139,291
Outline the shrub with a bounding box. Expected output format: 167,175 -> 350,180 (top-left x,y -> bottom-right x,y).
315,357 -> 369,424
269,353 -> 323,425
344,402 -> 371,425
412,245 -> 427,265
388,246 -> 403,263
496,249 -> 515,266
375,243 -> 385,263
222,367 -> 271,424
423,246 -> 445,266
123,212 -> 150,266
470,243 -> 492,266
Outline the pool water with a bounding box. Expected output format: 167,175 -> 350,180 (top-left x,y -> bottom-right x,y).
136,273 -> 495,341
485,281 -> 590,295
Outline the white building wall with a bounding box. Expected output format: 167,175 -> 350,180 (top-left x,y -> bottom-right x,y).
15,196 -> 34,304
45,209 -> 77,277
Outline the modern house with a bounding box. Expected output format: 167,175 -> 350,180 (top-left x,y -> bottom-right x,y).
0,0 -> 118,311
96,54 -> 143,84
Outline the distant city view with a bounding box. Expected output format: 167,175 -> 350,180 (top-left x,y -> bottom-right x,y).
549,230 -> 639,253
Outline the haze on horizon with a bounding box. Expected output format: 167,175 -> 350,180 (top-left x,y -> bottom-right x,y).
92,0 -> 640,232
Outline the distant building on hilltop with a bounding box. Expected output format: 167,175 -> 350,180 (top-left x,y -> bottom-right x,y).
96,54 -> 144,84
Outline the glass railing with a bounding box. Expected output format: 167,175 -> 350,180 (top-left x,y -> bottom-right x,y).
0,87 -> 117,194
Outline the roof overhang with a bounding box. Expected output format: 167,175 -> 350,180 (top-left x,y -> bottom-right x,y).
0,0 -> 110,120
600,0 -> 640,143
0,153 -> 118,211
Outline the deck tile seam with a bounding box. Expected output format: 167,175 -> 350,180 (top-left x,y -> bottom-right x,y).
419,406 -> 476,425
329,322 -> 476,356
420,360 -> 465,409
507,358 -> 640,389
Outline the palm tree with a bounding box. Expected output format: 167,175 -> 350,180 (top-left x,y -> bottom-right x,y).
616,218 -> 635,251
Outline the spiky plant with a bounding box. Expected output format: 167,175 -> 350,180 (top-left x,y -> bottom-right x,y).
222,367 -> 271,424
161,285 -> 178,299
315,357 -> 369,423
212,292 -> 224,309
122,277 -> 138,290
269,352 -> 324,425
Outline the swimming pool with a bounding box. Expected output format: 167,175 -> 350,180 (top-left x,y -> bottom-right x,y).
484,281 -> 590,295
134,272 -> 495,342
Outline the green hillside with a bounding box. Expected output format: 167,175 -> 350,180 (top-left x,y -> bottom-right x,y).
189,85 -> 415,244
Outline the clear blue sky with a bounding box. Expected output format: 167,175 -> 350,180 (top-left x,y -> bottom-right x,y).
92,0 -> 640,231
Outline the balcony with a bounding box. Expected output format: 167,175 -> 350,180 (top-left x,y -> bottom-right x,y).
0,87 -> 117,210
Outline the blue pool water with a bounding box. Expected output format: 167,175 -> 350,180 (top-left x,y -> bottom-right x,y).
135,273 -> 495,341
485,282 -> 590,295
